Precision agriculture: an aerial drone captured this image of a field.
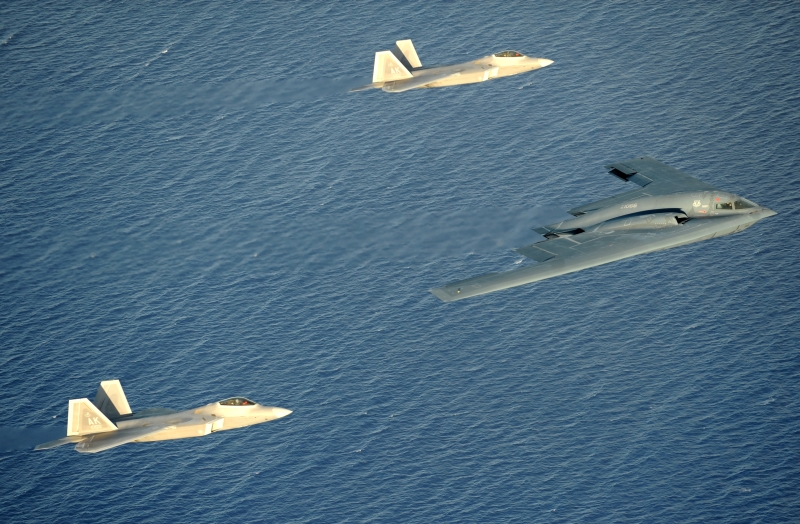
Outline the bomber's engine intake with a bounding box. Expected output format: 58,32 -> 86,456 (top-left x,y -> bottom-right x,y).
595,212 -> 689,232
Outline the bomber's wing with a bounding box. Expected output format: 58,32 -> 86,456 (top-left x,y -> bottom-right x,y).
381,71 -> 454,93
568,156 -> 720,216
73,425 -> 171,453
431,213 -> 749,302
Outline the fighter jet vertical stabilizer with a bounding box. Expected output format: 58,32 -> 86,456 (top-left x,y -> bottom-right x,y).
67,399 -> 117,436
93,379 -> 132,419
393,39 -> 422,69
372,51 -> 413,83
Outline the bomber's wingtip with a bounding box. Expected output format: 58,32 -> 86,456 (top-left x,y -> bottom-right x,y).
430,287 -> 458,303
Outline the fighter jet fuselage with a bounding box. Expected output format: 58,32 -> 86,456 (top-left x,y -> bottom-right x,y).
352,40 -> 553,93
112,402 -> 291,442
35,380 -> 292,453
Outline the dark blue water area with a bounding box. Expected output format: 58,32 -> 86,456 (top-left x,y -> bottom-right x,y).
2,1 -> 799,522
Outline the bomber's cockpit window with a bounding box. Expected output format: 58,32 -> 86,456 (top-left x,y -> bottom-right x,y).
734,200 -> 755,209
219,397 -> 256,406
715,202 -> 733,210
494,50 -> 523,57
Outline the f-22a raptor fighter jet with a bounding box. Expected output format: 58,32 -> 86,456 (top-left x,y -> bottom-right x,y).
431,156 -> 776,302
352,40 -> 553,93
35,380 -> 292,453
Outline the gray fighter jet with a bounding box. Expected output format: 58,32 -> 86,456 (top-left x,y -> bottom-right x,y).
431,156 -> 776,302
352,40 -> 553,93
35,380 -> 291,453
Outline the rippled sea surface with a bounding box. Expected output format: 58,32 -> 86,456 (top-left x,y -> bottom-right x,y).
2,2 -> 799,522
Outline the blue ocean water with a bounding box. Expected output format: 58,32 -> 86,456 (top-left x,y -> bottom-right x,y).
2,1 -> 799,522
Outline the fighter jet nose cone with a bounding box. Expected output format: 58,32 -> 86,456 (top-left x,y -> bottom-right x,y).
539,58 -> 554,67
272,407 -> 292,419
760,207 -> 777,218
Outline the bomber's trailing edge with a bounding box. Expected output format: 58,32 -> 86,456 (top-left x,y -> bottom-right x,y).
35,380 -> 291,453
352,40 -> 553,93
431,156 -> 776,302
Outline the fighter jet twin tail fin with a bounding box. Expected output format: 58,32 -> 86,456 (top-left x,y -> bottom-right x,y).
372,39 -> 421,83
35,380 -> 130,451
37,380 -> 169,452
65,379 -> 135,436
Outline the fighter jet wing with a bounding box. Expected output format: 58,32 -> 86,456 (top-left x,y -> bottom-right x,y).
34,435 -> 85,450
382,71 -> 456,92
430,213 -> 748,302
568,156 -> 720,216
74,425 -> 172,453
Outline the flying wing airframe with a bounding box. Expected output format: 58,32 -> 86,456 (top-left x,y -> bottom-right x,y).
352,39 -> 553,93
35,380 -> 292,453
431,156 -> 776,302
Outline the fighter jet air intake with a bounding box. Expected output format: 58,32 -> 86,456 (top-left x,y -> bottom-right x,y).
35,380 -> 292,453
351,39 -> 553,93
431,156 -> 776,302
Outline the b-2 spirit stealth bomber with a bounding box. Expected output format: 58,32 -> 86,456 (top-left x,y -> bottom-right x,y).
352,40 -> 553,93
431,156 -> 776,302
35,380 -> 292,453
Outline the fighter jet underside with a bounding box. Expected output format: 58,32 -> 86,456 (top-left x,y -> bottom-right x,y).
431,156 -> 776,302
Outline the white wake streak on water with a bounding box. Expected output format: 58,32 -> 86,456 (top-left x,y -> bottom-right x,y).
2,77 -> 366,126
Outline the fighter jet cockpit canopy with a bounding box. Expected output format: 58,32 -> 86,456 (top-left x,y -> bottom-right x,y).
494,50 -> 524,57
219,397 -> 257,406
